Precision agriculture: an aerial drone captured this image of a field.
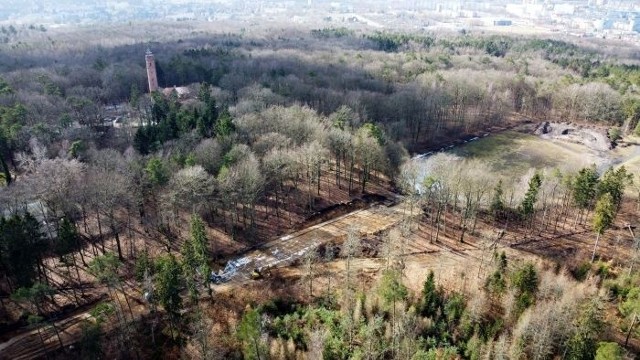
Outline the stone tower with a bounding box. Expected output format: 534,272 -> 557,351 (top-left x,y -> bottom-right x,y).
145,49 -> 159,93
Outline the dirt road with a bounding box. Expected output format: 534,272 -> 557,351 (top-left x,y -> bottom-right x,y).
0,312 -> 90,360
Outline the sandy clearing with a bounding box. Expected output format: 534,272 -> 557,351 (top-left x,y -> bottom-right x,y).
215,201 -> 410,283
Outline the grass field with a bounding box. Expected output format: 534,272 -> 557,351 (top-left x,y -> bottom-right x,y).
451,130 -> 604,177
615,136 -> 640,175
620,156 -> 640,174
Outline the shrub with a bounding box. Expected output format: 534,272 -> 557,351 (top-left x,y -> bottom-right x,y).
608,127 -> 621,143
571,262 -> 591,282
594,262 -> 611,279
510,263 -> 539,318
595,342 -> 624,360
511,263 -> 539,297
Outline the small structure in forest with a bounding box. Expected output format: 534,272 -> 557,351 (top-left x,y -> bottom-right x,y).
162,86 -> 191,99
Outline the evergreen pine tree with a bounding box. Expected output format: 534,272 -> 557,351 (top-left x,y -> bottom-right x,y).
490,180 -> 505,219
520,172 -> 543,219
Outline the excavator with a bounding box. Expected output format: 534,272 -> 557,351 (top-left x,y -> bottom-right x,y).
250,267 -> 272,280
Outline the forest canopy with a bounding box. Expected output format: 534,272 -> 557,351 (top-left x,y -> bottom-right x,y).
0,23 -> 640,359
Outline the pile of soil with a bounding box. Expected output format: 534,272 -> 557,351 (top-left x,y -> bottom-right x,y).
534,121 -> 612,152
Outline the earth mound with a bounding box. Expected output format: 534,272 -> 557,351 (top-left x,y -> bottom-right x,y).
534,121 -> 612,152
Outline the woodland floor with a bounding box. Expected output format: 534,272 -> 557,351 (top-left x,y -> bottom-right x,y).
1,194 -> 639,359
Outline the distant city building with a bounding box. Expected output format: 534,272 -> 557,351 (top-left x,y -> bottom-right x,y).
553,4 -> 575,16
612,16 -> 640,32
593,19 -> 614,31
145,49 -> 159,93
506,3 -> 544,19
460,10 -> 478,18
634,17 -> 640,32
494,19 -> 513,26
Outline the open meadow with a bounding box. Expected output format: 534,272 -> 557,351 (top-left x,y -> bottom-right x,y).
451,129 -> 606,177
